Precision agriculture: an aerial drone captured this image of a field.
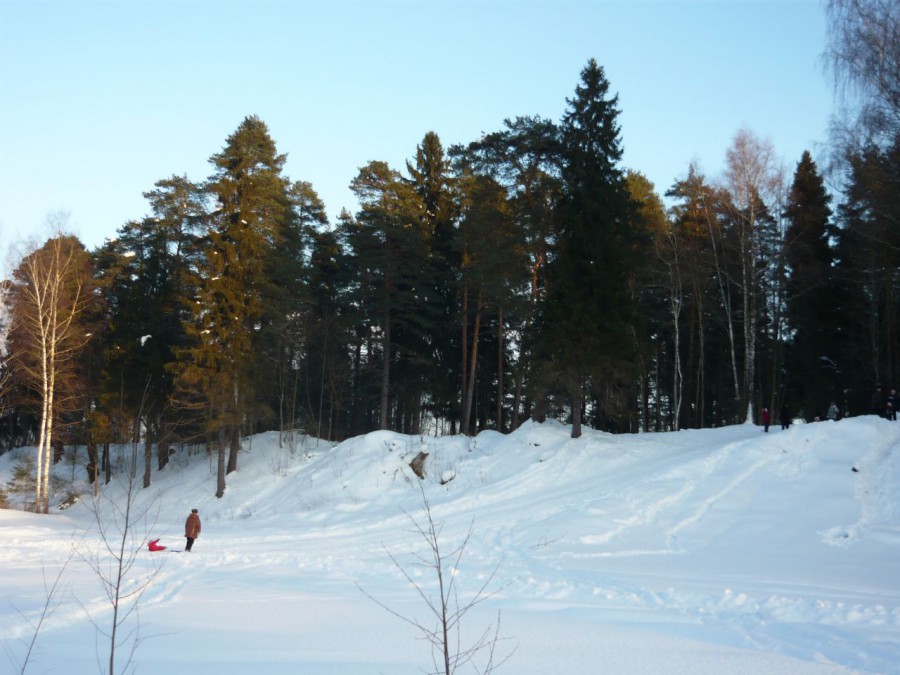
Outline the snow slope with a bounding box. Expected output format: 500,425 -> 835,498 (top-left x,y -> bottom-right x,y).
2,416 -> 899,674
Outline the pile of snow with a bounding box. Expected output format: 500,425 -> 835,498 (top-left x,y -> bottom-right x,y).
2,417 -> 899,674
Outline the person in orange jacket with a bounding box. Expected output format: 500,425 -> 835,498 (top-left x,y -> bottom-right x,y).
185,508 -> 201,552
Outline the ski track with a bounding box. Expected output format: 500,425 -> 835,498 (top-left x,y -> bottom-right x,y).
822,433 -> 900,547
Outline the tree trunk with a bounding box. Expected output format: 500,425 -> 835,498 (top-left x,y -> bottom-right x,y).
461,291 -> 482,435
227,424 -> 240,475
158,417 -> 170,471
103,441 -> 111,484
216,430 -> 226,498
380,307 -> 391,430
497,306 -> 504,432
571,387 -> 583,439
460,285 -> 468,428
143,429 -> 152,489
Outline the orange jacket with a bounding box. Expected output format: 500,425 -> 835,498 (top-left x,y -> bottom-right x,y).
185,513 -> 201,539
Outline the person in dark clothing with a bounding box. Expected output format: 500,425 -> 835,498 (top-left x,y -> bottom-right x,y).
887,389 -> 898,421
780,403 -> 790,430
185,508 -> 201,552
761,408 -> 771,432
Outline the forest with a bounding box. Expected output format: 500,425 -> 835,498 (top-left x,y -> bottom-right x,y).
0,0 -> 897,507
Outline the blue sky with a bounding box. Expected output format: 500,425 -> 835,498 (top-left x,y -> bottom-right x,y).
0,0 -> 832,258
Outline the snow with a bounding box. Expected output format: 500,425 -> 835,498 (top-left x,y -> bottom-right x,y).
2,416 -> 899,674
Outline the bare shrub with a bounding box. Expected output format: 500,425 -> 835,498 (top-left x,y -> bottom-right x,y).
360,483 -> 516,674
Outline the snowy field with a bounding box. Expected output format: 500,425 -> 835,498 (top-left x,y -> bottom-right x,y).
2,416 -> 899,674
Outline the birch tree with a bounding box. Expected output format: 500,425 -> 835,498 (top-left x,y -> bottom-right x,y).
722,129 -> 785,421
7,230 -> 96,513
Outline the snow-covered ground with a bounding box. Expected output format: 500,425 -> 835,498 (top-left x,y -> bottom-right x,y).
2,416 -> 899,674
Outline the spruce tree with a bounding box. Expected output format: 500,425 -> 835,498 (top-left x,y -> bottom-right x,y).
783,151 -> 836,418
832,141 -> 900,411
534,59 -> 644,437
407,132 -> 460,431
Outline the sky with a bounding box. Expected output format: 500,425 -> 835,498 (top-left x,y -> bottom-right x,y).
2,414 -> 898,673
0,0 -> 833,263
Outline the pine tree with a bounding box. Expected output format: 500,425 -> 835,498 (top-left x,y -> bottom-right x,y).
455,172 -> 520,434
174,116 -> 288,497
454,116 -> 562,429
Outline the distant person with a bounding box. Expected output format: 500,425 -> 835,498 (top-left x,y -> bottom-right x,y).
761,408 -> 770,433
185,508 -> 201,552
780,403 -> 790,430
887,389 -> 898,421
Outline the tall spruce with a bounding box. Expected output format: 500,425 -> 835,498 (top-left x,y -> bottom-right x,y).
783,151 -> 837,418
535,59 -> 642,437
407,132 -> 461,431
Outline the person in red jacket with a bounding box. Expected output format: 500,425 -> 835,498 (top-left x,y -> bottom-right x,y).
761,407 -> 771,433
185,508 -> 201,552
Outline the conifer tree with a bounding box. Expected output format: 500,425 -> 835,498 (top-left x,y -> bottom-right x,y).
174,116 -> 288,497
304,224 -> 352,440
96,176 -> 205,481
407,132 -> 460,430
783,151 -> 837,418
833,141 -> 900,409
454,116 -> 562,429
345,161 -> 426,431
259,180 -> 328,441
626,171 -> 671,430
535,59 -> 644,437
455,172 -> 520,434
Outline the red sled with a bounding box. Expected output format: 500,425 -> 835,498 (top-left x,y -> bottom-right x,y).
148,538 -> 166,552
